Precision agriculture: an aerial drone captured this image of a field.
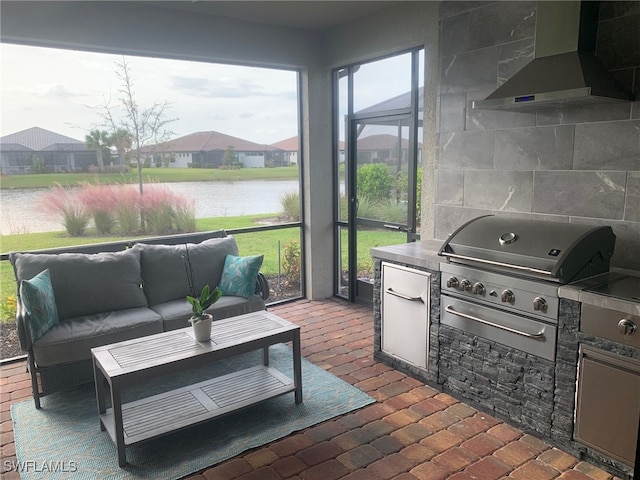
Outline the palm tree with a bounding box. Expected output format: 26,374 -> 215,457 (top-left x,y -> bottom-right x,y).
84,129 -> 111,172
109,128 -> 132,172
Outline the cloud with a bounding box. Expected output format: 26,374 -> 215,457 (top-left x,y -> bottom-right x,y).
42,84 -> 82,100
2,44 -> 298,144
171,75 -> 285,99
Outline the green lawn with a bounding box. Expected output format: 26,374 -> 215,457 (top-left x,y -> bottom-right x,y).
0,214 -> 406,322
0,214 -> 291,306
0,166 -> 300,189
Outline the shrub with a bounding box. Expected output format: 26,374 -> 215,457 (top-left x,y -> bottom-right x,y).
114,185 -> 142,235
357,163 -> 394,202
357,257 -> 373,276
142,185 -> 176,235
41,184 -> 90,236
280,191 -> 300,221
282,240 -> 301,286
78,184 -> 118,234
1,295 -> 17,322
141,185 -> 196,234
339,194 -> 348,221
173,196 -> 197,233
355,195 -> 378,220
377,200 -> 407,224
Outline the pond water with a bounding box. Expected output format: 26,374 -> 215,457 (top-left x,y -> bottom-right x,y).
0,180 -> 299,235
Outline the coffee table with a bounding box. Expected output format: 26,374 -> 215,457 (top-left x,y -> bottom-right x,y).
91,310 -> 302,467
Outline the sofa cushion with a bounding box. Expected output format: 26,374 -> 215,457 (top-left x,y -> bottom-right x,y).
137,236 -> 239,306
152,295 -> 266,332
19,269 -> 59,343
13,249 -> 147,321
219,254 -> 264,299
32,307 -> 163,367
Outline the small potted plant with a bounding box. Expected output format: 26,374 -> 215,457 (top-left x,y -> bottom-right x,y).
187,284 -> 222,341
182,244 -> 222,341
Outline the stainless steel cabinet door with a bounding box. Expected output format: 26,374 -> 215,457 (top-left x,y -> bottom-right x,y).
381,263 -> 430,369
575,345 -> 640,467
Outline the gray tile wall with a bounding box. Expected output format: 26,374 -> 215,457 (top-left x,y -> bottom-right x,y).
435,1 -> 640,272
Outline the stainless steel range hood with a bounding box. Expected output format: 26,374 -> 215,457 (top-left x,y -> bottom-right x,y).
472,1 -> 634,111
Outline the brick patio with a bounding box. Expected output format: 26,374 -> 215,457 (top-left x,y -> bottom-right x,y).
0,298 -> 624,480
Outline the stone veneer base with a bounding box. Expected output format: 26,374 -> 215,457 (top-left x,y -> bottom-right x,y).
373,259 -> 634,480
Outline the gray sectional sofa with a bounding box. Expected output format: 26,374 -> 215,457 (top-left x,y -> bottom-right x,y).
9,230 -> 269,408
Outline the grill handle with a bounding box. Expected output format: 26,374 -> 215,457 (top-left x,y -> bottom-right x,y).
445,305 -> 545,340
386,288 -> 424,303
440,252 -> 552,277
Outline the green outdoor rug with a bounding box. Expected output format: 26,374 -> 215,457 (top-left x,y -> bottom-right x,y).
11,344 -> 374,479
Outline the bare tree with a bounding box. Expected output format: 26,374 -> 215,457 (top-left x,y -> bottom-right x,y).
99,57 -> 177,196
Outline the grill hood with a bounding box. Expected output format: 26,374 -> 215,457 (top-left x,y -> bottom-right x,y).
438,215 -> 616,283
472,1 -> 634,111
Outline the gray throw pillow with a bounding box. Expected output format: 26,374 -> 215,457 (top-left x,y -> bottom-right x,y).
136,236 -> 239,306
13,249 -> 147,320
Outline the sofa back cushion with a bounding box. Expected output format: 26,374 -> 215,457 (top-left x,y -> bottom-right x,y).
12,249 -> 147,321
136,236 -> 239,306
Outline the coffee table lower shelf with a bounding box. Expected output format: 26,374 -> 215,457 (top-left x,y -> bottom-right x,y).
100,365 -> 295,448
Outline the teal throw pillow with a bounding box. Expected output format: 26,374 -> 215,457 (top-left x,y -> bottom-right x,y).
219,254 -> 264,299
19,269 -> 59,343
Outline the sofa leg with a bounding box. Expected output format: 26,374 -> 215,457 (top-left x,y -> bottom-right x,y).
27,354 -> 41,409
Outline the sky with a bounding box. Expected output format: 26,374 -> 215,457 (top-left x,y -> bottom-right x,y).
1,43 -> 299,145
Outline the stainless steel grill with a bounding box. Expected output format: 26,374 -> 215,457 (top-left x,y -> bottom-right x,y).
438,215 -> 616,284
438,215 -> 616,361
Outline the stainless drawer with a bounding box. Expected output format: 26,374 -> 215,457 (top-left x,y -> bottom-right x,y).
441,294 -> 557,361
581,304 -> 640,348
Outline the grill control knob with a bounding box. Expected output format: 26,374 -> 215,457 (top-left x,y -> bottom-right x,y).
618,319 -> 637,336
446,277 -> 459,289
472,282 -> 485,295
459,279 -> 472,292
501,289 -> 515,303
533,297 -> 547,312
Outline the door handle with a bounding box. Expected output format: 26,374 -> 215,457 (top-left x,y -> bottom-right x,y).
445,305 -> 545,340
387,288 -> 424,303
383,224 -> 409,232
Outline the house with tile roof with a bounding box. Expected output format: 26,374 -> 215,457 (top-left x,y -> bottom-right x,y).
270,136 -> 299,166
146,130 -> 286,168
270,136 -> 346,165
357,134 -> 411,166
0,127 -> 99,174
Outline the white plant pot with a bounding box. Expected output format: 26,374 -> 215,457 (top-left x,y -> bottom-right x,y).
191,314 -> 212,342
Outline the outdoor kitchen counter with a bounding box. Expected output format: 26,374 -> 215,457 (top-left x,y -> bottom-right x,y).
558,271 -> 640,316
370,239 -> 442,271
370,240 -> 640,316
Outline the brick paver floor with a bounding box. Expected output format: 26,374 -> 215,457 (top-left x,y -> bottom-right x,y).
0,298 -> 626,480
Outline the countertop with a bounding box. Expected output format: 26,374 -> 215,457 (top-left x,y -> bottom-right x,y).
559,271 -> 640,316
371,241 -> 640,317
370,239 -> 442,271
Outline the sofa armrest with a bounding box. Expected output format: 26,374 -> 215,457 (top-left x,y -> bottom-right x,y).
255,272 -> 270,301
14,297 -> 33,352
